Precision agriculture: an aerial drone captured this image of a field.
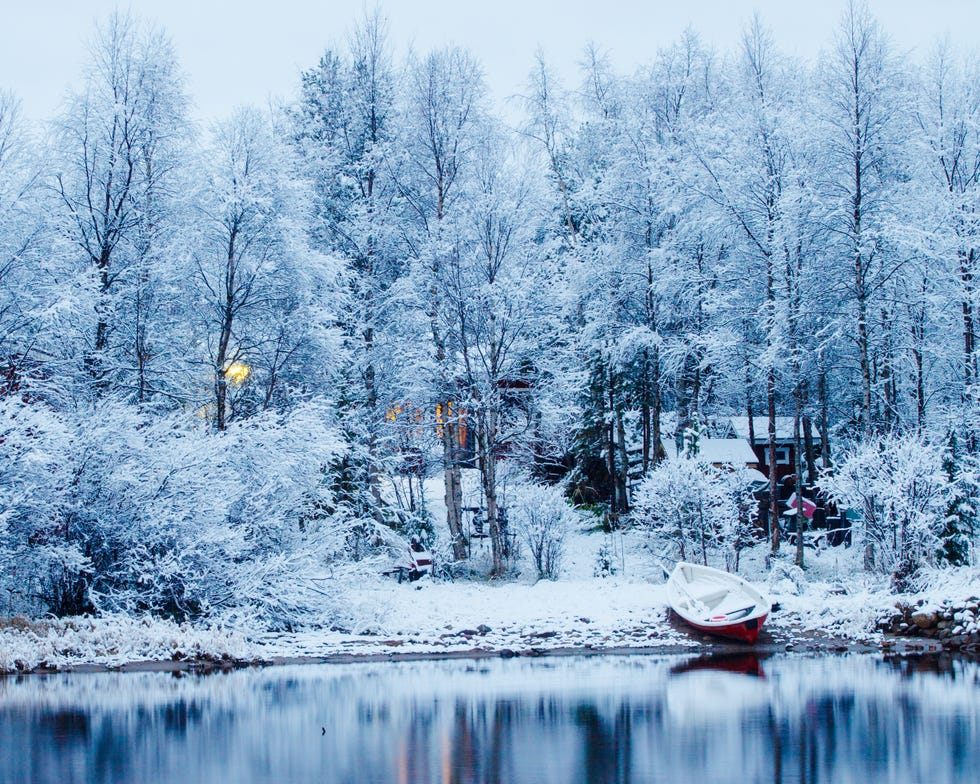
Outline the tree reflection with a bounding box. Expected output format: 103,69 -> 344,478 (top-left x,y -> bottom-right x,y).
1,656 -> 979,783
574,703 -> 632,784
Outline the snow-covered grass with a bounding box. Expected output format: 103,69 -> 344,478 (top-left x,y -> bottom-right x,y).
0,614 -> 252,672
249,573 -> 686,659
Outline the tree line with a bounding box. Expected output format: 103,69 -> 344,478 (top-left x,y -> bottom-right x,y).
1,2 -> 977,621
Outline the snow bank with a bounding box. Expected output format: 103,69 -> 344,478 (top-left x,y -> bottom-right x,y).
0,615 -> 252,672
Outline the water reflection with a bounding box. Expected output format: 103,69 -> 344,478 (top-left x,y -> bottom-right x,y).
1,653 -> 978,783
670,651 -> 764,677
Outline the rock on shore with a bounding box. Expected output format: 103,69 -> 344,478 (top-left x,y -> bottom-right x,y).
880,598 -> 980,652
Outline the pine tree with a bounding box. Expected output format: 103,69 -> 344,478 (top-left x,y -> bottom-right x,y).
938,431 -> 975,566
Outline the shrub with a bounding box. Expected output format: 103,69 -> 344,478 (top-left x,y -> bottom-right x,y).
594,538 -> 618,577
511,483 -> 577,580
820,433 -> 963,587
632,456 -> 755,568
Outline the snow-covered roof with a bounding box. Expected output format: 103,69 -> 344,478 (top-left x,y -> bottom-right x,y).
726,416 -> 819,443
661,438 -> 759,466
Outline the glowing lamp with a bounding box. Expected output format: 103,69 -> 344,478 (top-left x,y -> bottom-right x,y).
224,360 -> 251,386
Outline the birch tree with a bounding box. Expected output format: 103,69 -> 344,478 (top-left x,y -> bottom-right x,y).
914,42 -> 980,441
53,13 -> 189,397
399,47 -> 486,560
0,92 -> 44,373
819,0 -> 901,433
194,108 -> 321,431
447,129 -> 550,573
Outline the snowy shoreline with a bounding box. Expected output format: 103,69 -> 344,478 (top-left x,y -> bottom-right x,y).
3,533 -> 977,676
0,619 -> 876,678
1,574 -> 972,677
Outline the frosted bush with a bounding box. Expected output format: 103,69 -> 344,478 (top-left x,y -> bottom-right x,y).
0,396 -> 352,627
768,561 -> 806,597
510,483 -> 578,580
632,456 -> 751,568
820,433 -> 958,589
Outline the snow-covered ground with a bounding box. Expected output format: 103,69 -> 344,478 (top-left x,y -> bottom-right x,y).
2,466 -> 976,672
5,518 -> 975,674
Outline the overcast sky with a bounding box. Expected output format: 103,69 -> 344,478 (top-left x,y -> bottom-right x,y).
3,1 -> 979,124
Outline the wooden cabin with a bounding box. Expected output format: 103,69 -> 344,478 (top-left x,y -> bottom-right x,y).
722,417 -> 819,483
725,417 -> 796,481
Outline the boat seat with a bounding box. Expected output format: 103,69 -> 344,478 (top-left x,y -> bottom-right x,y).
694,588 -> 730,607
713,595 -> 757,615
717,605 -> 756,621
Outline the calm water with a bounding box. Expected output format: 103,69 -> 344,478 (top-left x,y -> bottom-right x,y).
1,653 -> 978,784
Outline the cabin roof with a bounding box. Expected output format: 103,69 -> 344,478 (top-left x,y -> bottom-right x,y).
661,437 -> 759,466
725,416 -> 819,443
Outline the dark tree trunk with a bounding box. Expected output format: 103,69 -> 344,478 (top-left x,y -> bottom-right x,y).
768,372 -> 780,554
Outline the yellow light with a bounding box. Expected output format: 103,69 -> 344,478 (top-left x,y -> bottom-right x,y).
224,360 -> 251,386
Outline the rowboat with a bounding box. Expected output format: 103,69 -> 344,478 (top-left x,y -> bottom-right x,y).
666,562 -> 771,643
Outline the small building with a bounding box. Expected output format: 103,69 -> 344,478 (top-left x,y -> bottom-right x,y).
723,417 -> 819,482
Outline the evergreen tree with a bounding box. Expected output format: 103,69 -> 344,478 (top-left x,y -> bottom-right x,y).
938,431 -> 975,566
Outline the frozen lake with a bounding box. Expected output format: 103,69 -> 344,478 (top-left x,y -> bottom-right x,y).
1,653 -> 978,783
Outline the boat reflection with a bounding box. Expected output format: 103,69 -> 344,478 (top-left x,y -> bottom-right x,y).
670,652 -> 765,678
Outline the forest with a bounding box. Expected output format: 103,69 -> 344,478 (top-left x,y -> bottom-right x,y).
0,2 -> 977,628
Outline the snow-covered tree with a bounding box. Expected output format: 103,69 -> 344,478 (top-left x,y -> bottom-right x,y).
510,482 -> 578,580
0,91 -> 47,379
911,42 -> 980,438
52,12 -> 190,399
820,433 -> 958,588
192,107 -> 329,430
292,10 -> 404,522
396,46 -> 487,560
444,128 -> 555,574
937,431 -> 977,567
817,0 -> 904,433
632,456 -> 748,568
